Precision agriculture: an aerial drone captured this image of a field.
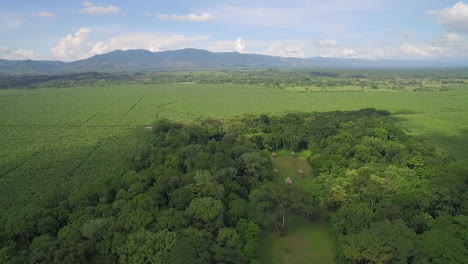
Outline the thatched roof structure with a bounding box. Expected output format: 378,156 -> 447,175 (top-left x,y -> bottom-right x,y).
285,177 -> 293,185
273,168 -> 278,173
290,151 -> 296,157
272,152 -> 277,158
298,168 -> 304,174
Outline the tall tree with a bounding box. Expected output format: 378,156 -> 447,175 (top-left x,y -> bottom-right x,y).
249,182 -> 316,235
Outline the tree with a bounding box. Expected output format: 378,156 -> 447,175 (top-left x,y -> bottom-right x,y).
249,182 -> 316,235
117,229 -> 176,264
212,228 -> 244,264
342,230 -> 392,264
29,235 -> 56,264
341,220 -> 418,264
188,170 -> 225,199
417,229 -> 467,264
154,208 -> 188,231
162,231 -> 212,264
186,197 -> 224,231
236,219 -> 261,262
331,203 -> 374,237
226,197 -> 247,225
239,152 -> 271,188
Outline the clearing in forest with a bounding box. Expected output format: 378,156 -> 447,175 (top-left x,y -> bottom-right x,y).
258,216 -> 335,264
271,151 -> 314,187
259,152 -> 335,264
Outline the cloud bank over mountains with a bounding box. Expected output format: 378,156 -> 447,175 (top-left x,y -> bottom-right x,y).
1,1 -> 468,61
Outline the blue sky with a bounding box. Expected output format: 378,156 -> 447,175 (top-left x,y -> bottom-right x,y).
1,0 -> 468,61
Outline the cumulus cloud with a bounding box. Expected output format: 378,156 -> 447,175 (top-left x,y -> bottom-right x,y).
34,12 -> 56,18
428,2 -> 468,34
0,47 -> 40,60
315,39 -> 338,48
398,37 -> 468,58
265,42 -> 306,58
320,48 -> 361,58
157,12 -> 215,22
438,32 -> 464,44
342,49 -> 359,57
205,38 -> 248,53
236,37 -> 246,53
90,33 -> 209,53
80,1 -> 120,15
400,43 -> 431,57
50,28 -> 93,61
49,28 -> 210,61
310,39 -> 362,58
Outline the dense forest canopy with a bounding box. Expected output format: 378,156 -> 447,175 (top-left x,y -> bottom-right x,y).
1,109 -> 466,263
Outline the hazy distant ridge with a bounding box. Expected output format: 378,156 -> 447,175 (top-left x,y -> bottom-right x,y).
1,48 -> 467,74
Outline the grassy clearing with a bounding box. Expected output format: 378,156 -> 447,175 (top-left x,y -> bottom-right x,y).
258,216 -> 335,264
260,154 -> 335,263
271,154 -> 314,187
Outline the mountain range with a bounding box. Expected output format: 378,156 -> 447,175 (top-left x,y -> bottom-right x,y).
1,48 -> 467,74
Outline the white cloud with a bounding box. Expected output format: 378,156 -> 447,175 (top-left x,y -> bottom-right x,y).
80,1 -> 120,15
342,49 -> 359,57
50,28 -> 93,61
400,43 -> 430,56
428,2 -> 468,34
90,33 -> 209,53
315,39 -> 338,48
90,41 -> 108,54
0,47 -> 40,60
235,37 -> 246,53
34,12 -> 56,18
320,48 -> 361,58
49,28 -> 210,61
393,33 -> 468,59
157,12 -> 215,22
265,42 -> 306,58
439,32 -> 464,43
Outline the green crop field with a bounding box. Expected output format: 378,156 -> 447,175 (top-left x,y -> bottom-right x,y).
1,82 -> 468,217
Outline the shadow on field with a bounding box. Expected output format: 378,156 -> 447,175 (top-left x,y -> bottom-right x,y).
392,115 -> 468,161
425,129 -> 468,162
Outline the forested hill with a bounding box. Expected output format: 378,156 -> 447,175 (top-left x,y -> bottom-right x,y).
1,48 -> 468,74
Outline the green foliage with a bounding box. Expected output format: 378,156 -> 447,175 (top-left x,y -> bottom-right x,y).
249,182 -> 317,235
418,229 -> 467,264
117,229 -> 176,264
0,115 -> 279,263
342,220 -> 418,264
186,197 -> 225,231
0,72 -> 135,90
